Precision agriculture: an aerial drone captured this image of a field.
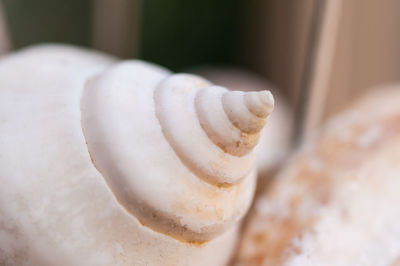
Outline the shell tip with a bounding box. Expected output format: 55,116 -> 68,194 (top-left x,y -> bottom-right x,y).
259,90 -> 274,107
243,90 -> 274,118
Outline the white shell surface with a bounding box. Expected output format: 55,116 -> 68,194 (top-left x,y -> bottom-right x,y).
81,68 -> 257,242
0,45 -> 239,265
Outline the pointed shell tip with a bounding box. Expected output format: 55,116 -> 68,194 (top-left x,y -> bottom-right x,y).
259,90 -> 274,107
243,90 -> 274,119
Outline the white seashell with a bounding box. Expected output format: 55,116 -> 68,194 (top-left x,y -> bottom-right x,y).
0,45 -> 273,265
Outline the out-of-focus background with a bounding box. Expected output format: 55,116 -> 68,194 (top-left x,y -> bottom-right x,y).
1,0 -> 400,145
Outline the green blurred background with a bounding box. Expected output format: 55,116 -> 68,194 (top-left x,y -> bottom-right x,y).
2,0 -> 245,71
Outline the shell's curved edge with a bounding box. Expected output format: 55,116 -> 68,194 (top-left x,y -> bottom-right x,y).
13,43 -> 119,64
81,133 -> 246,244
82,127 -> 257,244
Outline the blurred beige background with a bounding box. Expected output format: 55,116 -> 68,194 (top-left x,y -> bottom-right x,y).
246,0 -> 400,137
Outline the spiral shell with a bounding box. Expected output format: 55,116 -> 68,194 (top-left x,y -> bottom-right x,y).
81,62 -> 274,243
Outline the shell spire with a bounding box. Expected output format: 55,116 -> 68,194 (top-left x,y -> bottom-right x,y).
196,89 -> 274,157
155,75 -> 274,186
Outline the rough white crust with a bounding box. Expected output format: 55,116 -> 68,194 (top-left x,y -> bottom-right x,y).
235,86 -> 400,266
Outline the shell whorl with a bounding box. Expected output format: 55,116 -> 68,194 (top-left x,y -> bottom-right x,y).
155,75 -> 274,186
197,88 -> 274,157
81,61 -> 273,243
